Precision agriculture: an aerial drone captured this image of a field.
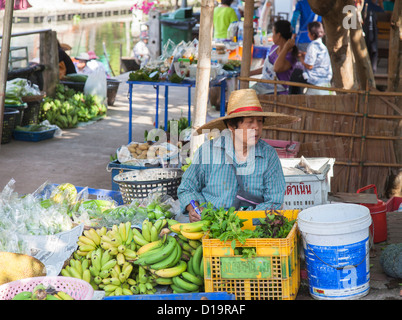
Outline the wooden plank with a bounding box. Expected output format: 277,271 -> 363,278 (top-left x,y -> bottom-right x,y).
328,192 -> 378,204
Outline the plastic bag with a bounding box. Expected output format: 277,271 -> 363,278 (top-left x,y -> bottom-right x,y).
84,67 -> 107,106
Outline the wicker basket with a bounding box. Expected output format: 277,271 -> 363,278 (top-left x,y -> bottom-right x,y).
21,92 -> 46,103
113,168 -> 183,203
0,276 -> 94,300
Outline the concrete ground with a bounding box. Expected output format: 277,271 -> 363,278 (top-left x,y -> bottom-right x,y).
0,71 -> 401,301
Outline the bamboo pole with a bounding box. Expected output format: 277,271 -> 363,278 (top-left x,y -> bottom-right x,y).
239,76 -> 402,96
239,0 -> 254,89
263,126 -> 402,141
0,0 -> 14,147
190,0 -> 214,158
345,94 -> 361,191
358,83 -> 370,188
259,98 -> 402,120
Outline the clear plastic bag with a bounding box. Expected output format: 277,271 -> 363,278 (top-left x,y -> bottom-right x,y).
84,67 -> 107,106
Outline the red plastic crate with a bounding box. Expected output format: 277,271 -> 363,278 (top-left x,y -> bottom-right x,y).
262,139 -> 300,158
386,196 -> 402,212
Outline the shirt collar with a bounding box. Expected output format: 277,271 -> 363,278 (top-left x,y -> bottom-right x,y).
212,129 -> 264,158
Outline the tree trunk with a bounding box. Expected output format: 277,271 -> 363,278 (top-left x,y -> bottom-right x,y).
387,0 -> 402,93
308,0 -> 375,89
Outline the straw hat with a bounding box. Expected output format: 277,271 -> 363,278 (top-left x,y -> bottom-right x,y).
196,89 -> 299,134
60,43 -> 72,51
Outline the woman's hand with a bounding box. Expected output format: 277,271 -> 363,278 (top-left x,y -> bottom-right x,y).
186,203 -> 203,223
283,38 -> 295,53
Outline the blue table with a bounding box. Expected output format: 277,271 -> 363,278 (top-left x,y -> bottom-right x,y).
126,76 -> 228,144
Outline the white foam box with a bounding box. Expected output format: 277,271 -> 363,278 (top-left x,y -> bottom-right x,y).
280,157 -> 335,210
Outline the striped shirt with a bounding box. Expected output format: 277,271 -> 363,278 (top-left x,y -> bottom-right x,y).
177,130 -> 286,213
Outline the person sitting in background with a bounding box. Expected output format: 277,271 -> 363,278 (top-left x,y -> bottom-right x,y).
213,0 -> 239,40
249,20 -> 298,95
133,31 -> 151,69
87,50 -> 109,77
74,52 -> 93,75
289,21 -> 333,95
58,41 -> 76,79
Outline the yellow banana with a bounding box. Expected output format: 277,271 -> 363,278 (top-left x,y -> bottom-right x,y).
116,252 -> 126,265
100,241 -> 115,251
153,260 -> 187,278
138,266 -> 148,284
154,219 -> 163,233
88,228 -> 101,246
103,284 -> 119,292
78,235 -> 96,247
107,247 -> 119,256
57,291 -> 74,300
78,244 -> 97,252
123,248 -> 137,260
136,240 -> 163,256
122,288 -> 133,296
100,235 -> 115,245
180,230 -> 204,240
100,249 -> 112,266
125,225 -> 134,244
118,222 -> 127,243
61,269 -> 71,277
97,226 -> 107,237
169,223 -> 183,233
118,244 -> 126,253
127,278 -> 137,286
82,269 -> 91,283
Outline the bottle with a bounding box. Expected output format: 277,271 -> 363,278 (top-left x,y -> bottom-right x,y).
211,47 -> 218,65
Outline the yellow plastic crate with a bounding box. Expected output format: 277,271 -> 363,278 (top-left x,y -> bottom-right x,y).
202,210 -> 300,300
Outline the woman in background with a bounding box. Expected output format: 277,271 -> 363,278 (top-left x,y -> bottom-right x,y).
213,0 -> 238,40
250,20 -> 298,95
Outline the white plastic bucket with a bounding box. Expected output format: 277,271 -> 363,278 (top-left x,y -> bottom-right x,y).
297,203 -> 372,300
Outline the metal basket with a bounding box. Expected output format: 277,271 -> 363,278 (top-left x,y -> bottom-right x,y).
113,168 -> 183,203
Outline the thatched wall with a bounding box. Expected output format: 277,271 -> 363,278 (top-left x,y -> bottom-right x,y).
258,93 -> 401,198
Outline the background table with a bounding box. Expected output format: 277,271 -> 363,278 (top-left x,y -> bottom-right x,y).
126,75 -> 228,144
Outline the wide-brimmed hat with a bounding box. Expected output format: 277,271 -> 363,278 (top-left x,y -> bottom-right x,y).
75,52 -> 90,61
196,89 -> 299,134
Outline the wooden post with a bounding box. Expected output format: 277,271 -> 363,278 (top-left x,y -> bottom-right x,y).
190,0 -> 214,157
40,30 -> 59,97
0,0 -> 14,147
148,9 -> 161,60
239,0 -> 254,89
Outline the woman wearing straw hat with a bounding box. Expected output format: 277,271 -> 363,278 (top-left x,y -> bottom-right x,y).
177,89 -> 299,222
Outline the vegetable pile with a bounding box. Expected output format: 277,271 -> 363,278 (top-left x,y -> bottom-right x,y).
39,84 -> 107,129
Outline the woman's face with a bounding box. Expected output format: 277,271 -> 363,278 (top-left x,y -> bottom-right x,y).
272,27 -> 280,44
229,116 -> 264,149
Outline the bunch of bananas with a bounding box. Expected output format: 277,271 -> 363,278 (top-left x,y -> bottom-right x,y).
76,227 -> 106,257
132,219 -> 169,247
61,256 -> 92,285
169,220 -> 210,241
128,265 -> 158,295
170,239 -> 204,293
99,222 -> 137,265
101,262 -> 137,296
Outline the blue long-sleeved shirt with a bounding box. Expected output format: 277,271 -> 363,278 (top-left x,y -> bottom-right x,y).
177,130 -> 286,213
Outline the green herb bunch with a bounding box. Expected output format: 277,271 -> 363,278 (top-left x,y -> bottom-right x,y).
252,209 -> 295,239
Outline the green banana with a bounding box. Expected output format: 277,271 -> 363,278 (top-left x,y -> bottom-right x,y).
12,291 -> 33,300
150,225 -> 159,242
192,245 -> 203,277
133,234 -> 149,247
173,275 -> 199,292
199,257 -> 204,278
100,258 -> 117,271
188,240 -> 202,250
171,284 -> 190,293
181,271 -> 203,286
142,219 -> 151,242
149,241 -> 179,270
135,236 -> 176,266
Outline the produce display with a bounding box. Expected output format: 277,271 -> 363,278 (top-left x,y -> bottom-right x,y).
39,84 -> 107,129
61,218 -> 206,296
11,283 -> 74,300
4,78 -> 42,105
14,123 -> 55,133
379,243 -> 402,279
